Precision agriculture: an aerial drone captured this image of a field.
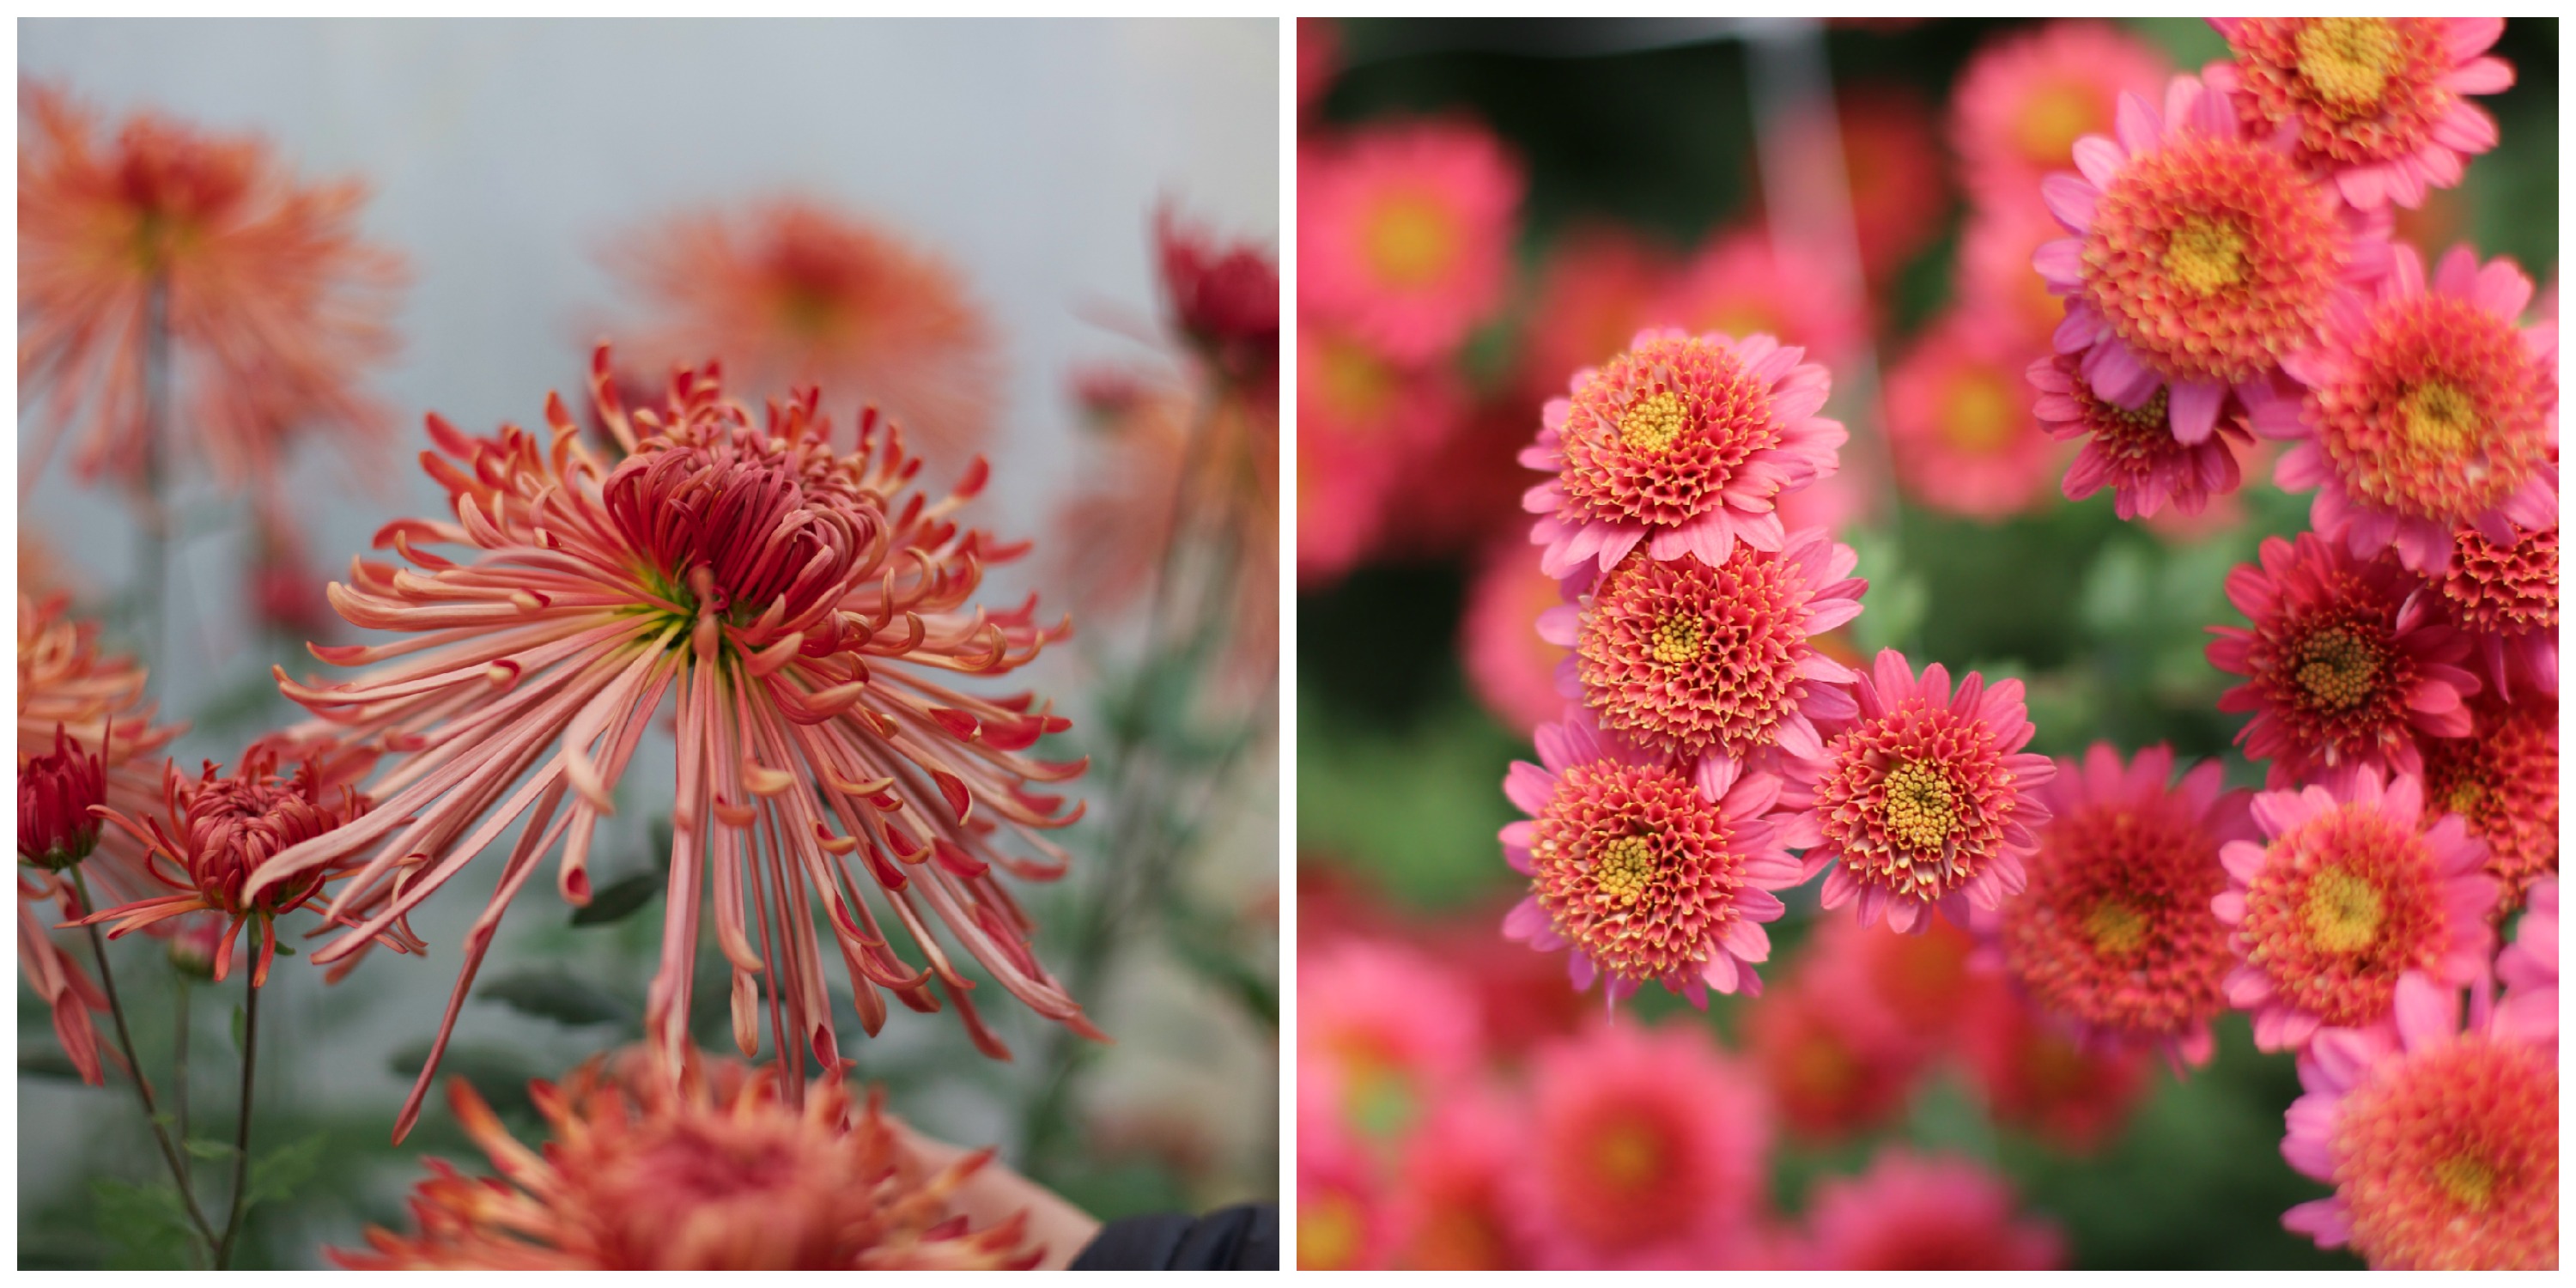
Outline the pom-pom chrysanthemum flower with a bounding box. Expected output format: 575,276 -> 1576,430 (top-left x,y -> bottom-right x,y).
1296,325 -> 1464,586
2259,245 -> 2557,574
1523,329 -> 1844,579
1883,313 -> 2060,520
2419,689 -> 2556,910
2207,531 -> 2480,786
2430,521 -> 2557,698
1500,711 -> 1800,1003
1795,650 -> 2056,934
1547,529 -> 1862,777
248,349 -> 1095,1139
1960,983 -> 2154,1153
1650,229 -> 1868,365
1747,946 -> 1927,1142
2215,768 -> 2497,1053
1298,118 -> 1523,363
2207,18 -> 2515,210
1794,1149 -> 2067,1271
1948,19 -> 2172,208
1995,743 -> 2253,1067
1386,1085 -> 1527,1270
333,1049 -> 1042,1270
1460,539 -> 1575,735
2280,972 -> 2555,1269
2037,74 -> 2390,446
1299,938 -> 1482,1139
2032,349 -> 2251,520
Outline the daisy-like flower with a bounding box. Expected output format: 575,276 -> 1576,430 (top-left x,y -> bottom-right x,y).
2418,689 -> 2556,910
1795,1150 -> 2067,1271
1959,982 -> 2154,1153
1500,710 -> 1800,1004
2281,972 -> 2555,1269
1523,329 -> 1844,579
1299,118 -> 1524,363
2032,349 -> 2251,520
1796,649 -> 2056,934
1747,946 -> 1927,1142
1884,313 -> 2061,521
1298,938 -> 1482,1140
2429,521 -> 2557,698
1994,743 -> 2253,1067
2037,74 -> 2390,446
334,1048 -> 1041,1270
611,196 -> 1000,461
1949,20 -> 2173,208
1459,538 -> 1575,736
1650,229 -> 1869,365
247,349 -> 1096,1139
1550,529 -> 1863,777
2208,18 -> 2515,210
19,82 -> 402,500
2206,531 -> 2479,786
1297,325 -> 1465,586
1504,1019 -> 1771,1270
2215,767 -> 2498,1052
1387,1084 -> 1528,1270
1823,910 -> 1985,1053
2259,245 -> 2557,574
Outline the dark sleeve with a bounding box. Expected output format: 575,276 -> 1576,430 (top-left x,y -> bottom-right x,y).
1069,1203 -> 1279,1270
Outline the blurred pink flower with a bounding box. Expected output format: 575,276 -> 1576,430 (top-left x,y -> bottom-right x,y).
1950,20 -> 2172,207
1298,938 -> 1483,1140
1795,1149 -> 2067,1270
1883,312 -> 2061,520
1650,228 -> 1868,364
1299,118 -> 1524,362
1459,538 -> 1575,735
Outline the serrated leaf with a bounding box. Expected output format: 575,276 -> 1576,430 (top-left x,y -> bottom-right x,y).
568,872 -> 659,927
476,968 -> 635,1028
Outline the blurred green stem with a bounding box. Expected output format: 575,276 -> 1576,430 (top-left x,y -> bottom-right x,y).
173,977 -> 191,1186
214,969 -> 258,1270
66,866 -> 219,1255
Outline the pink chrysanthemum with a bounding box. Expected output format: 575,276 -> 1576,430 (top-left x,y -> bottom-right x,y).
1649,228 -> 1869,364
1519,224 -> 1678,403
1297,938 -> 1483,1140
2038,74 -> 2390,445
2281,972 -> 2556,1268
2496,878 -> 2555,1017
1951,19 -> 2173,208
1960,982 -> 2154,1153
1996,743 -> 2254,1067
1547,528 -> 1862,777
1297,1071 -> 1392,1270
1747,945 -> 1927,1142
1795,650 -> 2056,934
1884,313 -> 2061,520
1504,1019 -> 1771,1269
1459,538 -> 1576,735
1299,118 -> 1524,363
1960,201 -> 2083,346
2431,521 -> 2558,698
2215,767 -> 2498,1052
1296,325 -> 1465,586
1501,711 -> 1800,1004
2207,531 -> 2480,786
2260,245 -> 2557,574
2208,18 -> 2515,210
1795,1150 -> 2067,1271
2419,689 -> 2556,910
1387,1084 -> 1529,1270
1523,329 -> 1844,579
2032,349 -> 2252,520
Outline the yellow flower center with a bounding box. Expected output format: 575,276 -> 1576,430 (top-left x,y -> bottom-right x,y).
2163,218 -> 2247,295
2296,17 -> 2399,109
2015,82 -> 2103,166
1591,1118 -> 1664,1193
1649,612 -> 1704,665
1941,369 -> 2019,454
2302,866 -> 2385,954
1363,192 -> 1461,289
2295,628 -> 2380,711
2399,380 -> 2480,457
2084,897 -> 2149,957
1881,760 -> 1960,852
1698,303 -> 1783,342
1297,1194 -> 1365,1270
2433,1152 -> 2499,1211
1618,390 -> 1689,453
1594,835 -> 1657,907
2445,776 -> 2488,817
1316,336 -> 1396,424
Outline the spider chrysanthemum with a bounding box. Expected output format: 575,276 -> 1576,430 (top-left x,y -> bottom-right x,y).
2215,768 -> 2496,1053
2419,689 -> 2556,910
2431,521 -> 2557,698
1298,118 -> 1523,363
1500,712 -> 1800,1004
1523,329 -> 1844,579
246,348 -> 1095,1139
2208,18 -> 2515,210
1797,650 -> 2057,934
2032,350 -> 2251,520
2207,531 -> 2480,787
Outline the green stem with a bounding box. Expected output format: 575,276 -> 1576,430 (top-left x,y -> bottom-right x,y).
214,967 -> 258,1270
65,868 -> 218,1254
173,976 -> 192,1186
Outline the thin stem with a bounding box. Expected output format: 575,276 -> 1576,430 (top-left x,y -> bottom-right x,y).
65,868 -> 218,1251
214,966 -> 259,1270
173,976 -> 192,1187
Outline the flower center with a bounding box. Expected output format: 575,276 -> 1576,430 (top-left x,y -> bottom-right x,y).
2163,217 -> 2246,295
1298,1194 -> 1364,1270
2295,628 -> 2381,710
1649,612 -> 1704,665
1940,370 -> 2018,454
2432,1152 -> 2499,1211
1316,336 -> 1396,424
2399,380 -> 2479,458
2016,82 -> 2102,166
1364,193 -> 1461,289
1618,390 -> 1689,453
1594,835 -> 1657,906
2302,866 -> 2385,954
1881,760 -> 1959,852
2083,896 -> 2149,957
775,280 -> 841,339
1590,1117 -> 1664,1193
2442,775 -> 2488,817
2296,17 -> 2398,108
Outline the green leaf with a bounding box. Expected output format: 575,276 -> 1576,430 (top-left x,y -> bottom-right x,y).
270,941 -> 296,957
568,872 -> 659,927
246,1133 -> 327,1210
476,968 -> 636,1028
88,1177 -> 198,1269
183,1138 -> 238,1161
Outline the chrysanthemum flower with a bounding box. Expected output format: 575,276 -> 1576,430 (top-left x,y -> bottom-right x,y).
2418,689 -> 2555,910
2497,878 -> 2555,1013
1826,910 -> 1985,1053
1299,118 -> 1524,363
611,196 -> 999,461
247,349 -> 1095,1139
1795,650 -> 2055,934
1298,938 -> 1482,1140
334,1048 -> 1041,1270
1996,744 -> 2253,1066
1959,981 -> 2154,1152
2207,531 -> 2480,786
1550,529 -> 1862,777
1747,945 -> 1928,1142
21,723 -> 107,872
1523,329 -> 1844,579
16,872 -> 109,1085
2281,972 -> 2555,1268
1518,226 -> 1676,399
1460,539 -> 1576,736
1960,202 -> 2083,345
2259,245 -> 2557,574
2208,18 -> 2515,210
1649,229 -> 1869,365
1387,1084 -> 1528,1270
18,593 -> 186,911
2038,74 -> 2390,445
1779,86 -> 1950,283
2429,521 -> 2557,698
1504,1019 -> 1771,1269
1297,325 -> 1465,586
18,82 -> 402,500
1500,710 -> 1800,1003
1884,313 -> 2061,520
1795,1150 -> 2067,1271
1297,1071 -> 1391,1271
1949,20 -> 2173,208
2215,767 -> 2497,1052
1152,204 -> 1279,396
2032,349 -> 2251,520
